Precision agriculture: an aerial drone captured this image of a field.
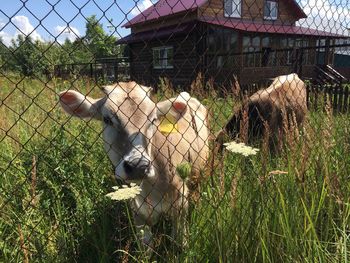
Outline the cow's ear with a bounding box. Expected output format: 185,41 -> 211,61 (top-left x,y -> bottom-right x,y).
156,92 -> 190,118
59,90 -> 101,119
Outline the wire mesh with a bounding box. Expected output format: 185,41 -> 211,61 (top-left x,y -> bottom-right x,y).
0,0 -> 350,262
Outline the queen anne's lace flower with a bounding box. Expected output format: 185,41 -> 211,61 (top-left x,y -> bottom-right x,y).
223,141 -> 259,157
106,183 -> 141,201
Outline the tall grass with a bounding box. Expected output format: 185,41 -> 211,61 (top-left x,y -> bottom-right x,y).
181,107 -> 350,262
0,76 -> 349,262
0,76 -> 122,262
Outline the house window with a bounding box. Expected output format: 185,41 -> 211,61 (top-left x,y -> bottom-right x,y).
243,35 -> 261,67
264,1 -> 278,20
207,27 -> 238,54
153,46 -> 173,69
261,36 -> 272,66
224,0 -> 241,18
296,38 -> 311,65
287,38 -> 295,65
206,27 -> 238,69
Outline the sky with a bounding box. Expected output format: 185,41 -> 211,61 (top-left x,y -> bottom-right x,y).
297,0 -> 349,36
0,0 -> 158,45
0,0 -> 349,46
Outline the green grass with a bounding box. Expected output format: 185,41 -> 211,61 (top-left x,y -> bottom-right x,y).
0,76 -> 349,262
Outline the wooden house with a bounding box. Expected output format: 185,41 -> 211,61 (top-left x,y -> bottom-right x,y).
117,0 -> 348,88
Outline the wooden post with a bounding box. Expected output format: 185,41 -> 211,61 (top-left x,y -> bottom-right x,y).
313,85 -> 318,110
239,32 -> 243,74
333,84 -> 338,111
338,85 -> 343,112
292,48 -> 303,77
94,61 -> 97,83
306,83 -> 310,109
324,85 -> 330,107
114,58 -> 118,82
324,38 -> 330,65
338,85 -> 342,112
344,85 -> 349,113
329,85 -> 334,108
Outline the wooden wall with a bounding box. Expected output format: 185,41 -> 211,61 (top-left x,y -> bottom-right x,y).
199,0 -> 300,25
129,24 -> 324,89
129,33 -> 200,89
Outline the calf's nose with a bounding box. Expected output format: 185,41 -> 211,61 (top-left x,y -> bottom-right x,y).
123,158 -> 151,179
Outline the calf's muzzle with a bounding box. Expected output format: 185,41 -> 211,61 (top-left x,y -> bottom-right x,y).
123,157 -> 151,180
115,145 -> 155,181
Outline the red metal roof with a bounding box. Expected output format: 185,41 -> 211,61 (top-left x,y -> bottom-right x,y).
123,0 -> 207,28
200,16 -> 345,37
117,23 -> 195,44
117,18 -> 346,45
123,0 -> 307,28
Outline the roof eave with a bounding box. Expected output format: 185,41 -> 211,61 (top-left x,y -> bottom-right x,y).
299,11 -> 308,19
199,17 -> 348,38
289,0 -> 308,19
122,0 -> 207,28
123,8 -> 198,29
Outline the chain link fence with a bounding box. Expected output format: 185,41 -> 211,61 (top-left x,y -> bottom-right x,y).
1,0 -> 350,262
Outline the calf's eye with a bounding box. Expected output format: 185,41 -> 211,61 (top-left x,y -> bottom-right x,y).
103,116 -> 113,126
151,117 -> 158,125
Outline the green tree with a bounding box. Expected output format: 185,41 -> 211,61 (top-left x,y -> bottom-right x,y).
7,35 -> 46,76
70,38 -> 94,63
84,15 -> 117,58
0,38 -> 9,70
36,41 -> 71,76
1,16 -> 121,76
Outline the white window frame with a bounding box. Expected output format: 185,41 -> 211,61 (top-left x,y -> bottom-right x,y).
264,1 -> 278,20
152,46 -> 174,69
224,0 -> 241,18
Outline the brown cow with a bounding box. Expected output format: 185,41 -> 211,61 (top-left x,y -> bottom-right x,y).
217,73 -> 307,145
59,81 -> 209,246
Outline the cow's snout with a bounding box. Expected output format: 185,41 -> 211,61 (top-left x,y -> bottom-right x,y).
115,145 -> 155,181
123,158 -> 151,179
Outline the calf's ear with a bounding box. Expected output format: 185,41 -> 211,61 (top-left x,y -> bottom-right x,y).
156,92 -> 190,119
59,90 -> 100,119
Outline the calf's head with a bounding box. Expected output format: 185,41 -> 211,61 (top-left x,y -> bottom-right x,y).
59,81 -> 189,183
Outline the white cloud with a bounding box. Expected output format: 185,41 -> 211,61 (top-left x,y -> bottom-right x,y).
54,25 -> 80,43
0,20 -> 11,45
0,15 -> 42,46
131,0 -> 155,16
12,16 -> 42,41
0,17 -> 81,46
297,0 -> 350,36
0,31 -> 13,46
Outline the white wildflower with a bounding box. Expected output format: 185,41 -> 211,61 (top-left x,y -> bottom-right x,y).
106,183 -> 141,201
223,141 -> 259,157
